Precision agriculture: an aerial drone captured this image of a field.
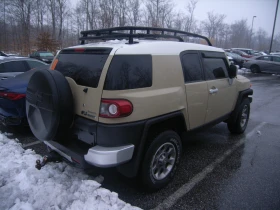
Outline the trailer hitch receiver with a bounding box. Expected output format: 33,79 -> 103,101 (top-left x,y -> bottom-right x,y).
35,151 -> 62,170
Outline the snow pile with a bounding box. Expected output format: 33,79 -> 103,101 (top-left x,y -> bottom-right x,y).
0,134 -> 140,210
238,68 -> 251,74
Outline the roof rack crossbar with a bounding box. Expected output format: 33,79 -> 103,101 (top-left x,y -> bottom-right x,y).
80,33 -> 185,42
80,26 -> 212,46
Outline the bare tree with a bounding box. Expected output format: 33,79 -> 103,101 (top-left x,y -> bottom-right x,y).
99,0 -> 117,28
47,0 -> 57,39
229,19 -> 250,48
127,0 -> 141,26
184,0 -> 198,32
116,0 -> 127,26
201,11 -> 226,42
255,28 -> 269,51
57,0 -> 69,47
8,0 -> 35,55
145,0 -> 173,27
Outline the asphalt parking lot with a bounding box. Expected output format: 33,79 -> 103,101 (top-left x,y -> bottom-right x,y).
1,71 -> 280,209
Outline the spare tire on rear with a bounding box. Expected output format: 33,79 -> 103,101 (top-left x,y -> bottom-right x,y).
26,69 -> 74,142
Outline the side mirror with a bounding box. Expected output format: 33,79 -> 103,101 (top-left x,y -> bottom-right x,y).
228,64 -> 237,78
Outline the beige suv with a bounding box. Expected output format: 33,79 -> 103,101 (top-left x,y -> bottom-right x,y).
26,27 -> 253,191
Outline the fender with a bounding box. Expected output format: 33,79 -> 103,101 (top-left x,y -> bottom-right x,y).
117,111 -> 187,177
231,88 -> 253,123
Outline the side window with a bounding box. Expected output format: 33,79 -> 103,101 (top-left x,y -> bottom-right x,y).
258,56 -> 271,61
26,60 -> 45,69
104,55 -> 152,90
203,58 -> 229,80
181,53 -> 203,83
0,64 -> 5,73
272,57 -> 280,62
3,61 -> 28,72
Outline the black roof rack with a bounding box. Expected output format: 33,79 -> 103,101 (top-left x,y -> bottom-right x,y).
79,26 -> 212,46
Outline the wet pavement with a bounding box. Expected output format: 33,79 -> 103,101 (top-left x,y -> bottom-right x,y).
1,71 -> 280,209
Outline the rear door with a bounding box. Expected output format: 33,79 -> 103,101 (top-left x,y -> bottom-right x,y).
180,51 -> 208,129
271,56 -> 280,73
52,48 -> 114,122
202,52 -> 236,123
256,56 -> 274,72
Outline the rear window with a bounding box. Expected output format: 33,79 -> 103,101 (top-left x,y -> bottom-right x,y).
104,55 -> 152,90
26,60 -> 46,69
1,61 -> 27,72
55,48 -> 111,88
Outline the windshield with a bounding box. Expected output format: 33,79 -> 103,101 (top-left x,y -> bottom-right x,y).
39,52 -> 54,57
247,50 -> 254,55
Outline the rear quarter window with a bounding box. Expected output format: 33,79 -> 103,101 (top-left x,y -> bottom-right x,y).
104,55 -> 152,90
2,61 -> 28,72
26,60 -> 46,69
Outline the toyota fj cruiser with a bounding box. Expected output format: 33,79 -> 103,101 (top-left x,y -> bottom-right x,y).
26,27 -> 253,191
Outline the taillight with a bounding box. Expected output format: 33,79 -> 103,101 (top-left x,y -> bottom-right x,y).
50,58 -> 58,70
99,99 -> 133,118
0,92 -> 25,100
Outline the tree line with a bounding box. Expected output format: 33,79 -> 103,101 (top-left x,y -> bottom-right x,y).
0,0 -> 279,55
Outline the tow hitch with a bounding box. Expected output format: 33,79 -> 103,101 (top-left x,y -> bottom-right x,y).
35,151 -> 62,170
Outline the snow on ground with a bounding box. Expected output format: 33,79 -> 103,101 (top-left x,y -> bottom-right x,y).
238,68 -> 251,74
0,133 -> 141,210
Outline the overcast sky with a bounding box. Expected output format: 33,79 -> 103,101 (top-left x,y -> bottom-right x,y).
70,0 -> 280,35
175,0 -> 279,35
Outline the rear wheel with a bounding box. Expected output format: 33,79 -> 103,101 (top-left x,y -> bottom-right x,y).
141,130 -> 182,191
250,65 -> 260,73
228,98 -> 250,134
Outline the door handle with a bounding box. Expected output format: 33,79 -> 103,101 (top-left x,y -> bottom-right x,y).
209,88 -> 218,94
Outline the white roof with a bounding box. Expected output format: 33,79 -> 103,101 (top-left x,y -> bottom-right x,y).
67,40 -> 224,55
231,48 -> 253,50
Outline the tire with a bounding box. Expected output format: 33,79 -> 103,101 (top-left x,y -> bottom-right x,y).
250,65 -> 260,73
227,98 -> 250,134
141,130 -> 182,191
26,69 -> 74,142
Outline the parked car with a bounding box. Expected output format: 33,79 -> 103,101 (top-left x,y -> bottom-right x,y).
0,57 -> 47,80
270,52 -> 280,56
0,65 -> 50,126
0,51 -> 8,57
29,51 -> 54,64
243,55 -> 280,73
253,51 -> 267,56
26,27 -> 253,191
231,48 -> 255,57
226,52 -> 245,68
227,55 -> 234,65
230,49 -> 252,59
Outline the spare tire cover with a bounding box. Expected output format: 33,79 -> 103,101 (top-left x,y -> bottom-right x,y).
26,69 -> 74,141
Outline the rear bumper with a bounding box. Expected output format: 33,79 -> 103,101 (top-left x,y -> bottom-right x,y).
85,145 -> 134,167
45,141 -> 134,168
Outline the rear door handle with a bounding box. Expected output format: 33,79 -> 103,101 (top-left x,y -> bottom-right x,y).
209,88 -> 218,94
